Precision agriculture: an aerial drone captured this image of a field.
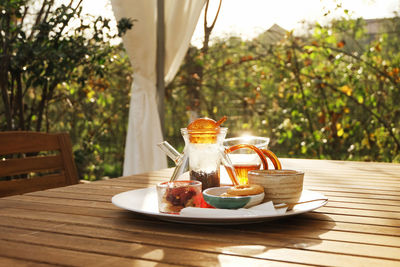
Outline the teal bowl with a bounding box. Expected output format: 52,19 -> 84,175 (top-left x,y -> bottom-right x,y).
203,186 -> 264,209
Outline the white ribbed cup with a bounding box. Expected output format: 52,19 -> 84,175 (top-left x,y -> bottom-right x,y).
248,170 -> 304,205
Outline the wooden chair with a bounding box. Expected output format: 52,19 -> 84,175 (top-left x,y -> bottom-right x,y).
0,131 -> 79,197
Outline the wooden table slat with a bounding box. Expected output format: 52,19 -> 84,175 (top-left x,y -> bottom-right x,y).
1,158 -> 400,266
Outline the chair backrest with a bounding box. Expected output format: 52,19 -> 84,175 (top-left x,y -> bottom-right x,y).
0,131 -> 79,197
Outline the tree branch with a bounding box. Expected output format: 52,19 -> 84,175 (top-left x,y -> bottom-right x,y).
202,0 -> 222,54
206,0 -> 222,31
291,40 -> 320,157
321,44 -> 400,89
0,10 -> 12,129
16,71 -> 25,130
43,0 -> 54,22
36,79 -> 48,132
301,72 -> 400,152
28,0 -> 48,40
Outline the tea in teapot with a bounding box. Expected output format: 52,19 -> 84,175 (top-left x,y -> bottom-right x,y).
158,117 -> 279,190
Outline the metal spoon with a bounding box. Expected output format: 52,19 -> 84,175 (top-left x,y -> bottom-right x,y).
274,198 -> 328,210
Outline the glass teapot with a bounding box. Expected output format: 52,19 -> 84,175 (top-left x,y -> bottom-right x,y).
158,117 -> 280,190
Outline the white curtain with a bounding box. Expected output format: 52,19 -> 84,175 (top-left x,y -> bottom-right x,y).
112,0 -> 206,175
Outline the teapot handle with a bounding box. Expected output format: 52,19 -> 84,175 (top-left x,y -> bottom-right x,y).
225,144 -> 269,170
225,145 -> 282,170
261,149 -> 282,170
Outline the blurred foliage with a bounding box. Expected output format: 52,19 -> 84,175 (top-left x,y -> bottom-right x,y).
1,1 -> 399,181
51,47 -> 132,180
0,0 -> 132,180
166,13 -> 400,164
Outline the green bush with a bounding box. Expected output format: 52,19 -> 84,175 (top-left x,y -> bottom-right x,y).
0,0 -> 132,180
166,14 -> 400,163
2,2 -> 398,181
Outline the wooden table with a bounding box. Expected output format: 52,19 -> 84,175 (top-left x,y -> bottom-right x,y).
1,158 -> 400,266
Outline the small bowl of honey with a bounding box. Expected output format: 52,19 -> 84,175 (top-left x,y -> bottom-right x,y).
203,186 -> 264,209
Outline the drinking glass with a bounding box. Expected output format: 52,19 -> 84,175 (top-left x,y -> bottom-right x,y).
223,136 -> 270,184
156,180 -> 202,214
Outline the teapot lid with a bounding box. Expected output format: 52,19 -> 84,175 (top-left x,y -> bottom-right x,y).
186,117 -> 227,144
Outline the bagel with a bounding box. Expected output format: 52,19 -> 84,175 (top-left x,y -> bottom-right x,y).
226,184 -> 264,196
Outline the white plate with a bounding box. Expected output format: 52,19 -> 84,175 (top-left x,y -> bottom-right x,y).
111,188 -> 328,225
